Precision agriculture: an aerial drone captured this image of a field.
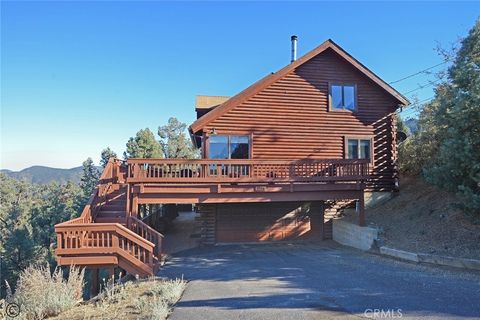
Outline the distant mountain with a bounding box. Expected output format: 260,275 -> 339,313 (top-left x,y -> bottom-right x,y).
0,165 -> 85,184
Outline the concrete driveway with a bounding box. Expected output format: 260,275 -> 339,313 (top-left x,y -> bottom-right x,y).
161,242 -> 480,319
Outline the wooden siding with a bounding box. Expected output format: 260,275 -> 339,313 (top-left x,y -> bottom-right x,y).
202,49 -> 399,191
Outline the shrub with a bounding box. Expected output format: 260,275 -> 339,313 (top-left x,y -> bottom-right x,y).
7,265 -> 84,319
133,278 -> 186,320
399,20 -> 480,217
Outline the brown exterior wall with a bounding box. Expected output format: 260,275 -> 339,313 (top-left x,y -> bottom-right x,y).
202,49 -> 399,191
198,201 -> 327,244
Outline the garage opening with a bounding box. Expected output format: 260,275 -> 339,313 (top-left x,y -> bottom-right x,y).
215,202 -> 325,243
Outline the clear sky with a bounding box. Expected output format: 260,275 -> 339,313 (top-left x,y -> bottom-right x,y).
1,1 -> 478,170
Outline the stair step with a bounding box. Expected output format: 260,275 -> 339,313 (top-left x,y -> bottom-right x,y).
95,217 -> 126,224
106,199 -> 126,204
101,205 -> 125,211
97,211 -> 126,218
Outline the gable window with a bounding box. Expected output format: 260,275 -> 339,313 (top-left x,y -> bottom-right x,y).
330,84 -> 357,111
208,135 -> 250,159
346,137 -> 372,160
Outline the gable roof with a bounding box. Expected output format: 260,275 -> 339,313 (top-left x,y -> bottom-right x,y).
189,39 -> 410,134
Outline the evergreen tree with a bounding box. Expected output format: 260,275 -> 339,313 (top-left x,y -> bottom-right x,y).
396,114 -> 411,137
124,128 -> 163,159
0,174 -> 82,298
100,147 -> 118,167
399,19 -> 480,216
158,117 -> 199,159
423,20 -> 480,215
80,158 -> 99,198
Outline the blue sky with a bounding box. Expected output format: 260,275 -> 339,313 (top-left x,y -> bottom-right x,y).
1,1 -> 478,170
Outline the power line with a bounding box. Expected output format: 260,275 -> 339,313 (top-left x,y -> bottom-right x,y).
389,60 -> 450,85
399,96 -> 435,117
402,79 -> 442,95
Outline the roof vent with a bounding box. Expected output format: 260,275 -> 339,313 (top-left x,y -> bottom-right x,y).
291,35 -> 298,63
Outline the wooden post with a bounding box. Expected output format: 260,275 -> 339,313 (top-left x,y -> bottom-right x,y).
358,192 -> 365,227
126,185 -> 131,217
132,194 -> 139,217
203,131 -> 209,159
91,268 -> 99,298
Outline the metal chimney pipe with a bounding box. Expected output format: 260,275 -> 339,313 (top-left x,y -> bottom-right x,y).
291,35 -> 298,63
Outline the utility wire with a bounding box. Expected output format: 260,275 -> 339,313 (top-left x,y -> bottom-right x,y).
389,60 -> 451,84
399,96 -> 435,117
402,79 -> 442,95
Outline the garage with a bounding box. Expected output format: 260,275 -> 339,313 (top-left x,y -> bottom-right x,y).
215,202 -> 325,243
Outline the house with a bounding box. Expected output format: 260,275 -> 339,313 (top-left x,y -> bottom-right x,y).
54,38 -> 409,287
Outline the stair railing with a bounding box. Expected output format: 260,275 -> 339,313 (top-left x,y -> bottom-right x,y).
126,216 -> 164,259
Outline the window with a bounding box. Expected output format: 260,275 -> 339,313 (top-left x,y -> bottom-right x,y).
346,137 -> 372,160
230,136 -> 249,159
208,135 -> 250,177
208,136 -> 229,159
208,135 -> 250,159
330,84 -> 357,111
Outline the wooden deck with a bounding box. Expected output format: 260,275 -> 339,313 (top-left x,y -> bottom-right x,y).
55,158 -> 369,278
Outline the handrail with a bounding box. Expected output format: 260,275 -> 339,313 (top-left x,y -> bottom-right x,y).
126,216 -> 164,258
75,158 -> 124,223
127,158 -> 369,165
127,158 -> 370,184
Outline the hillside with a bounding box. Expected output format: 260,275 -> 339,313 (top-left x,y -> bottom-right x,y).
345,176 -> 480,259
0,165 -> 84,184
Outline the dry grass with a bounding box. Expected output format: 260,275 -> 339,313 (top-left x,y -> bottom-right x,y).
50,277 -> 186,320
3,265 -> 84,320
345,175 -> 480,259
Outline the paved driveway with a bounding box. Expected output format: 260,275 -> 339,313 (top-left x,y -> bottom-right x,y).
161,242 -> 480,319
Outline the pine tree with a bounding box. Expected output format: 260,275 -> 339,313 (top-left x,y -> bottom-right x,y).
424,19 -> 480,215
124,128 -> 163,159
80,158 -> 99,198
158,117 -> 199,159
100,147 -> 118,167
399,19 -> 480,216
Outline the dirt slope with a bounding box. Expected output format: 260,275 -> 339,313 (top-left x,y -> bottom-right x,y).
348,176 -> 480,259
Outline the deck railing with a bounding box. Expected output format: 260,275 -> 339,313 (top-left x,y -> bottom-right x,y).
55,222 -> 157,273
127,158 -> 370,184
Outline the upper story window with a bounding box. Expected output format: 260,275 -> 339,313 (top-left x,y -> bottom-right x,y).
346,137 -> 372,160
208,135 -> 250,159
330,84 -> 357,112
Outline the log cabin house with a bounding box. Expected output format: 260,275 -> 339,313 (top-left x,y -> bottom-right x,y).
54,38 -> 409,285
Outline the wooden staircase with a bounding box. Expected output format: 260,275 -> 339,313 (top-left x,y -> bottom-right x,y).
55,159 -> 164,277
95,185 -> 128,223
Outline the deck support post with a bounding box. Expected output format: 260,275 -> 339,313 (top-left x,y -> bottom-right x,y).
90,268 -> 99,298
126,185 -> 131,216
132,194 -> 139,217
358,191 -> 365,227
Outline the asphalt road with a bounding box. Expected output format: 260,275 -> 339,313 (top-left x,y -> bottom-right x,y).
161,241 -> 480,320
